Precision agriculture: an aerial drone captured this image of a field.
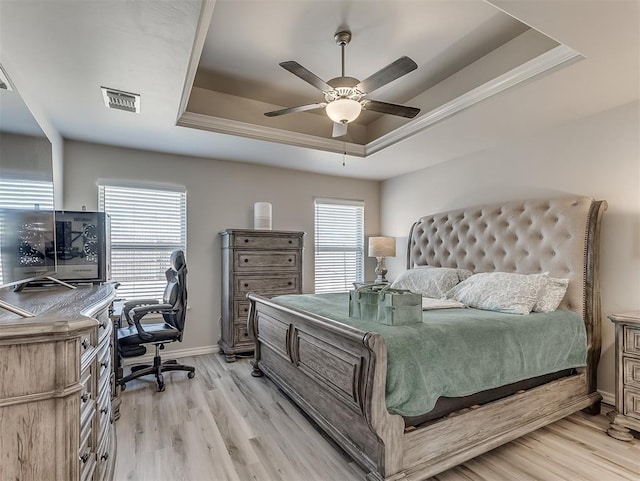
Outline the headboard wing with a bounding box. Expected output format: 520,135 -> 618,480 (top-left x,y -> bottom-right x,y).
407,197 -> 606,319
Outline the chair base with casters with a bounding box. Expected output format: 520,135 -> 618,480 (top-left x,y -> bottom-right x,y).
118,341 -> 195,392
118,324 -> 196,391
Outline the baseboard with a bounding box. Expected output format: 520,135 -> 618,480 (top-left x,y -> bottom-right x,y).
121,344 -> 219,366
598,389 -> 615,407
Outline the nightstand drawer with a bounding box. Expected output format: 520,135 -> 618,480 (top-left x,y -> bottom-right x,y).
235,275 -> 300,297
623,357 -> 640,388
623,387 -> 640,420
232,234 -> 302,249
234,251 -> 301,271
624,326 -> 640,355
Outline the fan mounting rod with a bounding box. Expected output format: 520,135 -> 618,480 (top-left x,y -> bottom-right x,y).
335,30 -> 351,78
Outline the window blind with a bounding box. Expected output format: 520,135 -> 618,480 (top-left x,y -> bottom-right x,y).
0,179 -> 54,285
314,198 -> 364,293
98,184 -> 186,300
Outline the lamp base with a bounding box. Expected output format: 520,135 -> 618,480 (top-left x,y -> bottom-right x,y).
374,257 -> 388,284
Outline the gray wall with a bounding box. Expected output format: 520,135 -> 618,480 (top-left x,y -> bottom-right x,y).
63,140 -> 380,352
380,100 -> 640,398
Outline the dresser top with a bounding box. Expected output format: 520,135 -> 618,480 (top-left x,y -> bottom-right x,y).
219,229 -> 305,237
0,283 -> 116,339
608,311 -> 640,324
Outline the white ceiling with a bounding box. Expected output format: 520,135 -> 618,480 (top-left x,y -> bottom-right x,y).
0,0 -> 638,181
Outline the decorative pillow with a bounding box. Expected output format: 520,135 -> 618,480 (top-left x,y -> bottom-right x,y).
391,267 -> 462,299
533,276 -> 569,313
445,272 -> 548,315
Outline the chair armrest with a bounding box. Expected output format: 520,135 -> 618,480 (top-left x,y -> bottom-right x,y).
129,303 -> 175,341
123,299 -> 159,326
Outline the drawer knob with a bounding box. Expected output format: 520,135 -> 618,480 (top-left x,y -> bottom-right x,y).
101,407 -> 109,415
99,321 -> 107,329
244,283 -> 249,287
244,238 -> 249,243
101,361 -> 109,369
243,308 -> 248,312
81,392 -> 89,403
288,258 -> 292,262
101,452 -> 109,461
288,282 -> 292,286
288,240 -> 292,244
244,258 -> 249,263
80,452 -> 91,464
81,339 -> 90,350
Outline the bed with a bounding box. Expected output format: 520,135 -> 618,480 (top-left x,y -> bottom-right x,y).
247,196 -> 607,481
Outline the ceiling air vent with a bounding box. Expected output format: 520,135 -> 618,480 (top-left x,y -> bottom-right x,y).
101,87 -> 140,113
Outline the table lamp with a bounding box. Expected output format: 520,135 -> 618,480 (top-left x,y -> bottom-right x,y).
368,236 -> 396,284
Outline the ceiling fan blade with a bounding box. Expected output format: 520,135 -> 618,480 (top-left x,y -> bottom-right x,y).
363,100 -> 420,118
280,61 -> 332,92
355,56 -> 418,94
332,122 -> 348,138
264,103 -> 326,117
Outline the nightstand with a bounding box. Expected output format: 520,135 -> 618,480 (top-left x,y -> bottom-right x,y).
607,311 -> 640,441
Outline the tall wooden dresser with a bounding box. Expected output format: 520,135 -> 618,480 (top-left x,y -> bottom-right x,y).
219,229 -> 304,362
0,283 -> 117,481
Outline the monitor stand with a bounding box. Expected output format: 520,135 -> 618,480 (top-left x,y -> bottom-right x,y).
0,299 -> 36,318
13,276 -> 78,293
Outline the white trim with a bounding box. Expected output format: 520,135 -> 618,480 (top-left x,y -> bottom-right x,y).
177,111 -> 366,157
97,178 -> 186,193
365,44 -> 582,156
313,197 -> 365,207
176,0 -> 217,122
121,344 -> 219,366
599,389 -> 615,407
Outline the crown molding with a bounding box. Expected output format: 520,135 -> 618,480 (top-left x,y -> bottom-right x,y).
177,111 -> 366,156
365,43 -> 582,155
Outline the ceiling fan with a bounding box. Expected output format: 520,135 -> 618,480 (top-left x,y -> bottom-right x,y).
264,30 -> 421,138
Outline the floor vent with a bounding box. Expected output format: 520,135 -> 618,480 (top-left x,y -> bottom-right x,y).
101,87 -> 140,113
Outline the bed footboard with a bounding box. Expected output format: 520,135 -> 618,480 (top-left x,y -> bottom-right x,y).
247,293 -> 404,478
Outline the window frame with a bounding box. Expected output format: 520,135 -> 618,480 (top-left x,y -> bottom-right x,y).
313,197 -> 365,293
98,182 -> 187,300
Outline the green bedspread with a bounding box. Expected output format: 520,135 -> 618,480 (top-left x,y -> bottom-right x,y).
271,293 -> 587,417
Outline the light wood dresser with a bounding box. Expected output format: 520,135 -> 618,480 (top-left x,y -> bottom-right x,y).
219,229 -> 304,362
0,283 -> 117,481
607,310 -> 640,441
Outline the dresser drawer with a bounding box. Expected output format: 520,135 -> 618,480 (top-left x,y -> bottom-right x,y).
235,275 -> 300,297
96,308 -> 112,344
234,251 -> 301,271
623,357 -> 640,389
234,300 -> 251,322
624,326 -> 640,355
623,387 -> 640,420
232,233 -> 302,249
234,321 -> 254,346
96,338 -> 111,386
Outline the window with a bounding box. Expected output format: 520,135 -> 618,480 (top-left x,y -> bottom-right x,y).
0,179 -> 54,285
314,198 -> 364,293
99,183 -> 186,300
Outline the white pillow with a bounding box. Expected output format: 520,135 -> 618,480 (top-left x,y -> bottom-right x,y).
445,272 -> 548,315
391,267 -> 463,299
533,276 -> 569,313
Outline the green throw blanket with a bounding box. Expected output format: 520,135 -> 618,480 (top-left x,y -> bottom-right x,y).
271,293 -> 587,417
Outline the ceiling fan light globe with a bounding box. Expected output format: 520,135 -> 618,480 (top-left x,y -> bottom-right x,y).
325,98 -> 362,124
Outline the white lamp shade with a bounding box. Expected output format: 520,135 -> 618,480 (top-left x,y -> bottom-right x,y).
368,236 -> 396,258
325,98 -> 362,124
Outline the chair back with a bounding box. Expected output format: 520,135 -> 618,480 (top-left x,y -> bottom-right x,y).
162,250 -> 188,333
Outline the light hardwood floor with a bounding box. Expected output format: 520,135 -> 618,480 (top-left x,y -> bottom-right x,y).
115,354 -> 640,481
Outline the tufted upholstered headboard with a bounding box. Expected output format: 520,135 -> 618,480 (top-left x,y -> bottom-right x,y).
407,196 -> 607,323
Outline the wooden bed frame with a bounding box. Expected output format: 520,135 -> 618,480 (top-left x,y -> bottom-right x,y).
247,197 -> 607,480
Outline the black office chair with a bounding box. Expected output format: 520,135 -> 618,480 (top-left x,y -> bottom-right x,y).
117,250 -> 195,392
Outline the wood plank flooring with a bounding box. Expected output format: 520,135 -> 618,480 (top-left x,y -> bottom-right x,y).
114,353 -> 640,481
